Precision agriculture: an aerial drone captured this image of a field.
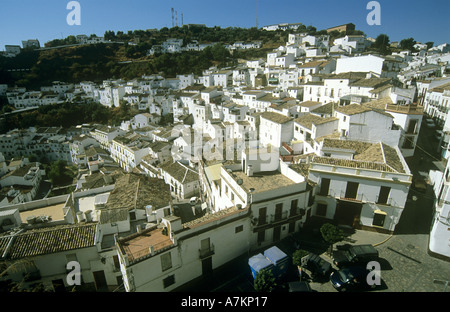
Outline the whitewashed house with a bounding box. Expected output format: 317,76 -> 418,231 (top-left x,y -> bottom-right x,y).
428,159 -> 450,259
293,138 -> 412,233
336,55 -> 384,76
364,98 -> 424,158
110,133 -> 151,172
259,112 -> 294,148
92,126 -> 126,151
333,103 -> 401,148
158,161 -> 200,200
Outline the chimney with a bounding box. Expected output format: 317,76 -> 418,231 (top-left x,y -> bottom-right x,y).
247,165 -> 254,177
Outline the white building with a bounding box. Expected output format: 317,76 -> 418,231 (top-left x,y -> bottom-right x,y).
333,35 -> 370,54
158,161 -> 200,200
293,138 -> 412,233
91,126 -> 126,151
259,111 -> 294,148
428,160 -> 450,259
110,133 -> 151,172
336,55 -> 384,76
333,103 -> 401,148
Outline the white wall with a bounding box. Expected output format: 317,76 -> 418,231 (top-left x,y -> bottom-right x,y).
336,55 -> 384,75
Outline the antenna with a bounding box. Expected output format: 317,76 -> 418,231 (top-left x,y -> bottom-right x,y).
256,0 -> 259,28
176,10 -> 178,27
181,13 -> 184,26
171,8 -> 174,27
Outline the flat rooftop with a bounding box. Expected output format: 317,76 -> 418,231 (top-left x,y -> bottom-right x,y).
19,203 -> 66,222
230,170 -> 296,194
118,225 -> 174,263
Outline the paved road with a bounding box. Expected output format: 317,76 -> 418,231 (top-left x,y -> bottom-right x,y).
308,231 -> 450,292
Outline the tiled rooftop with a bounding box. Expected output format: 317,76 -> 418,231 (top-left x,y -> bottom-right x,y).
105,173 -> 172,212
0,223 -> 97,260
260,111 -> 293,124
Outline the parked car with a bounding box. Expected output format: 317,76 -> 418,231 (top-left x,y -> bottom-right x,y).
330,266 -> 377,292
302,253 -> 332,278
332,244 -> 379,268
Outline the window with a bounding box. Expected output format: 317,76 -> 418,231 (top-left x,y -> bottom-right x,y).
377,186 -> 391,205
163,275 -> 175,288
406,119 -> 418,134
113,255 -> 120,270
372,211 -> 386,227
258,207 -> 267,225
275,203 -> 283,221
345,182 -> 359,199
235,225 -> 243,233
290,199 -> 298,216
161,252 -> 172,272
319,178 -> 330,196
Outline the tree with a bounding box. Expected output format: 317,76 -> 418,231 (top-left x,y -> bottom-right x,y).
292,249 -> 308,267
320,223 -> 345,254
399,37 -> 417,51
292,249 -> 309,280
425,42 -> 434,50
254,268 -> 276,292
372,34 -> 390,54
47,160 -> 74,185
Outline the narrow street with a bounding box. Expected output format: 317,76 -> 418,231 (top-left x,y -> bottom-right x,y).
396,117 -> 441,235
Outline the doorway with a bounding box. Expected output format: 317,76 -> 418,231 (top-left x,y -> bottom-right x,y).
273,226 -> 281,242
335,200 -> 362,227
202,257 -> 213,276
93,270 -> 107,291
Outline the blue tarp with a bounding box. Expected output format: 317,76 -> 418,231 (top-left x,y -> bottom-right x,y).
264,246 -> 288,265
264,246 -> 289,278
248,253 -> 274,279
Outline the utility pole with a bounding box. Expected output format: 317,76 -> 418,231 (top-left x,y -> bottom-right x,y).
256,0 -> 259,28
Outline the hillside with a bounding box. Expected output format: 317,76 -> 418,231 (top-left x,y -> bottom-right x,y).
0,26 -> 291,89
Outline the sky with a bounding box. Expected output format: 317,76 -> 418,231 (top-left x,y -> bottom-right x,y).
0,0 -> 449,50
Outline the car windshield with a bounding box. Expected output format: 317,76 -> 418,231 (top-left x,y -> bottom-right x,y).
338,269 -> 355,282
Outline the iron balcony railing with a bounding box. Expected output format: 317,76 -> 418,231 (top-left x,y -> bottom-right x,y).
199,244 -> 215,259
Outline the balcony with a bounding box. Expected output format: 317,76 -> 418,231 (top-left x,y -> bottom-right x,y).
199,244 -> 215,260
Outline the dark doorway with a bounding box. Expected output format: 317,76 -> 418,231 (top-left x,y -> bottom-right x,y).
273,226 -> 281,242
93,270 -> 107,291
202,257 -> 213,276
335,200 -> 362,227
